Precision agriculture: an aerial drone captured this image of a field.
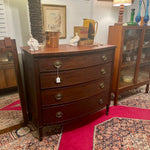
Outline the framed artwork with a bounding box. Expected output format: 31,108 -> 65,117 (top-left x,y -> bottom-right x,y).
42,4 -> 66,39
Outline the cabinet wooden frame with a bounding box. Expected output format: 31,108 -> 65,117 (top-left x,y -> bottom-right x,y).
108,25 -> 150,106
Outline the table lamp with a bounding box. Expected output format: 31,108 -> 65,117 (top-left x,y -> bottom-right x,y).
113,0 -> 132,25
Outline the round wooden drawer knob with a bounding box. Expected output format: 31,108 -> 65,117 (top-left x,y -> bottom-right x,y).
99,99 -> 103,105
100,83 -> 105,89
56,111 -> 63,118
55,93 -> 62,101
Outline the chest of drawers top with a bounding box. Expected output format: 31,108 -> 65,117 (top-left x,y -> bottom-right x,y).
22,44 -> 116,57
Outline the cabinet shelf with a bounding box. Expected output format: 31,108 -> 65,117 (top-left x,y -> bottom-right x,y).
140,60 -> 150,65
143,45 -> 150,49
125,47 -> 138,51
119,81 -> 133,88
121,61 -> 136,68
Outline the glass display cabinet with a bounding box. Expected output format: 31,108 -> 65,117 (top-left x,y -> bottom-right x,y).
108,26 -> 150,105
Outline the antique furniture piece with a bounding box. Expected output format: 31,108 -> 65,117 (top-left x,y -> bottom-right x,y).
0,40 -> 17,90
108,25 -> 150,105
22,44 -> 115,140
0,38 -> 28,133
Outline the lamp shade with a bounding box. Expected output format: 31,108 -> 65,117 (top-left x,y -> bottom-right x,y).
113,0 -> 132,6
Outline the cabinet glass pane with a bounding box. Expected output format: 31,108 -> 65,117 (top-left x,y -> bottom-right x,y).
138,29 -> 150,82
119,29 -> 141,88
0,51 -> 13,63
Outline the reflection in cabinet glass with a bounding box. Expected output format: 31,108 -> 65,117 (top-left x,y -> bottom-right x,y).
108,26 -> 150,105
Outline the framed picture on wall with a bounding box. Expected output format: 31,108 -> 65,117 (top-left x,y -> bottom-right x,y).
42,4 -> 66,39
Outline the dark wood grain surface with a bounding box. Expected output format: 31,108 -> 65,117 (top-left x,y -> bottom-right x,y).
22,44 -> 115,140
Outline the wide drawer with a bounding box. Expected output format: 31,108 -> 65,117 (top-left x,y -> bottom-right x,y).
42,91 -> 109,124
38,49 -> 114,72
41,77 -> 110,106
40,62 -> 112,89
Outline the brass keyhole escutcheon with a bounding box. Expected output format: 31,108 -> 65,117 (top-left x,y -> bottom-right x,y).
54,60 -> 62,69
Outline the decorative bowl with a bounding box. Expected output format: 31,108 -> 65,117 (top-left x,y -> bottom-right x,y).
122,76 -> 133,83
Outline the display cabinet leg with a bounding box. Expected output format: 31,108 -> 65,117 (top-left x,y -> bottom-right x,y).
145,84 -> 149,93
114,92 -> 119,106
106,105 -> 109,115
39,127 -> 43,141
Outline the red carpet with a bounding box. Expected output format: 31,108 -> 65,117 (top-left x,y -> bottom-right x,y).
59,106 -> 150,150
0,100 -> 22,111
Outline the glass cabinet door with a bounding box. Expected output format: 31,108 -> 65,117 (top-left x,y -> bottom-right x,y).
119,29 -> 141,88
137,29 -> 150,82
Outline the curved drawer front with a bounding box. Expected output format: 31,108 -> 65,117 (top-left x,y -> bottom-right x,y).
40,62 -> 112,89
41,77 -> 110,106
42,91 -> 109,124
38,49 -> 114,72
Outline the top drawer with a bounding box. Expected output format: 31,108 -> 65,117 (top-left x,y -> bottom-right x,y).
38,49 -> 114,72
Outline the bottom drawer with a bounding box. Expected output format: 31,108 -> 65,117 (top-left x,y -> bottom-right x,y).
42,91 -> 109,124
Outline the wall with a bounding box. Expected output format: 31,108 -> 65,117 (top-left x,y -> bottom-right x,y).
5,0 -> 148,47
92,0 -> 149,44
5,0 -> 30,52
92,0 -> 118,44
41,0 -> 93,44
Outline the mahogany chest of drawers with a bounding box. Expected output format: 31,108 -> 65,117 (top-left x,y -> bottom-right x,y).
22,44 -> 115,140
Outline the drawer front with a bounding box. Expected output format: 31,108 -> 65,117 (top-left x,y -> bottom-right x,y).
39,49 -> 114,72
40,62 -> 112,89
42,91 -> 109,124
41,77 -> 110,106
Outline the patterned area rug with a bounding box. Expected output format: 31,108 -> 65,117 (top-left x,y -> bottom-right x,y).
0,93 -> 23,130
0,124 -> 62,150
118,86 -> 150,109
93,117 -> 150,150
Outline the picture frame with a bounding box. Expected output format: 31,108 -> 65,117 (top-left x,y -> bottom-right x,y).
42,4 -> 66,39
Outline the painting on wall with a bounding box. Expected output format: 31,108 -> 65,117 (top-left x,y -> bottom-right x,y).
42,4 -> 66,39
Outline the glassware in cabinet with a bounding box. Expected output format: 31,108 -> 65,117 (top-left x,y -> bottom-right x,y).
138,29 -> 150,82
